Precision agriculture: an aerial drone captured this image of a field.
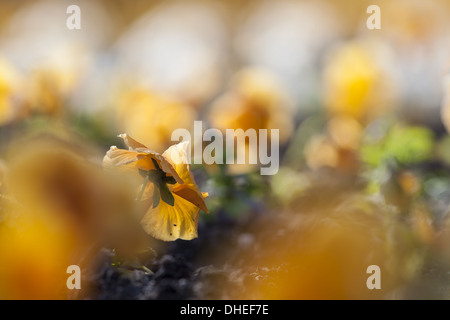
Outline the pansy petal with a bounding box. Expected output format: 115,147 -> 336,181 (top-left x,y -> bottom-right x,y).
162,141 -> 191,182
103,146 -> 144,167
172,187 -> 208,213
117,134 -> 183,183
141,193 -> 200,241
118,133 -> 148,151
153,153 -> 183,184
163,141 -> 208,213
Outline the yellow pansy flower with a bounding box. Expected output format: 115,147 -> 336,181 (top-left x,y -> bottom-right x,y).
116,88 -> 197,153
208,68 -> 293,175
104,134 -> 208,241
208,67 -> 293,143
0,208 -> 77,300
322,40 -> 398,124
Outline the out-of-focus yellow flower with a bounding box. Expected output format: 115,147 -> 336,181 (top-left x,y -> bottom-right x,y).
315,40 -> 398,173
396,171 -> 421,196
6,138 -> 103,236
26,67 -> 76,117
384,0 -> 448,46
104,134 -> 209,241
0,58 -> 22,126
0,138 -> 87,299
209,68 -> 294,143
0,134 -> 143,298
21,43 -> 89,118
5,134 -> 142,245
0,207 -> 76,300
304,132 -> 358,172
208,68 -> 293,175
304,134 -> 339,170
303,116 -> 363,172
117,88 -> 197,153
235,207 -> 421,299
327,116 -> 363,150
322,40 -> 398,124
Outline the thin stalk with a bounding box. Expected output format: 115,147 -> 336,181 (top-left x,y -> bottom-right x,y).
136,176 -> 149,201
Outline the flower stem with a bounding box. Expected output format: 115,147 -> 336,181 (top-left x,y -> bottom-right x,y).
136,176 -> 149,201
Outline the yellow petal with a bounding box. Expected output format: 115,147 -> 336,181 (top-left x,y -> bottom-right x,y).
163,141 -> 208,213
118,134 -> 183,184
106,135 -> 183,184
152,153 -> 183,184
141,193 -> 200,241
103,146 -> 156,174
172,187 -> 209,213
163,141 -> 191,181
103,146 -> 144,168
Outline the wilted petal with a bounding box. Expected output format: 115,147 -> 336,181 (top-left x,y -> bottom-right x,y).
117,134 -> 183,184
118,133 -> 148,151
103,146 -> 144,168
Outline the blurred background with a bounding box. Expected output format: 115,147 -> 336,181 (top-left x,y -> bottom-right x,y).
1,0 -> 450,299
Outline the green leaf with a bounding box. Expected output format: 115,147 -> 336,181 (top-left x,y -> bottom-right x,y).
151,158 -> 161,170
152,185 -> 160,208
164,175 -> 177,185
361,125 -> 434,167
159,183 -> 175,206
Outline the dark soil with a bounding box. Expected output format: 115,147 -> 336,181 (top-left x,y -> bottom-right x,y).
83,209 -> 275,300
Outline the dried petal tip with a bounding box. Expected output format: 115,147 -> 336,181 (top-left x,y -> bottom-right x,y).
118,133 -> 148,151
